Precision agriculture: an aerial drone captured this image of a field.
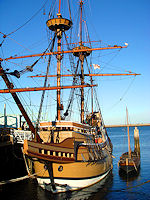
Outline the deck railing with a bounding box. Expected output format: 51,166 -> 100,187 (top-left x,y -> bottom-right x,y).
13,130 -> 32,144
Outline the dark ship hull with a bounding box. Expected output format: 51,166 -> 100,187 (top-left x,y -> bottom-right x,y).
119,151 -> 140,174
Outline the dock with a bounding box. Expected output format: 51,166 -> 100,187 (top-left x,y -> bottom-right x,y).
0,128 -> 27,182
105,123 -> 150,128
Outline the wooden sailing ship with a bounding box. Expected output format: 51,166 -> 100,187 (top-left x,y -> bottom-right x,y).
0,0 -> 140,193
118,108 -> 140,174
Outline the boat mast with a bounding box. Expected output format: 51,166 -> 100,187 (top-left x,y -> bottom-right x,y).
90,63 -> 94,115
126,107 -> 131,158
46,0 -> 72,121
79,0 -> 85,123
57,0 -> 62,121
79,0 -> 83,45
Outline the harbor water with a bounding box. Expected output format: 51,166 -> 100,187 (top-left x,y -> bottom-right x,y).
0,126 -> 150,200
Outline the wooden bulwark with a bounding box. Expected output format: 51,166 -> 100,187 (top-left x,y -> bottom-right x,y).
23,138 -> 75,163
40,121 -> 91,130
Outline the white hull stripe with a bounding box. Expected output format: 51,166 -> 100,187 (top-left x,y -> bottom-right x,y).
37,169 -> 111,193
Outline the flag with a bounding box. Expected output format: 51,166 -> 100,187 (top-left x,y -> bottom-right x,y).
93,64 -> 100,69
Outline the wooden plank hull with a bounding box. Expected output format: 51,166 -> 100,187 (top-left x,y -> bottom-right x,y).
23,138 -> 113,193
118,152 -> 140,174
33,158 -> 112,193
23,121 -> 113,193
119,164 -> 140,174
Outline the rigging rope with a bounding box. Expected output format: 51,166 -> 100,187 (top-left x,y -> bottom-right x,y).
0,31 -> 33,53
0,168 -> 46,186
63,59 -> 80,118
19,38 -> 55,76
7,74 -> 38,120
48,0 -> 57,19
36,33 -> 56,129
64,32 -> 75,73
5,0 -> 49,37
67,0 -> 72,21
63,32 -> 80,118
107,76 -> 136,112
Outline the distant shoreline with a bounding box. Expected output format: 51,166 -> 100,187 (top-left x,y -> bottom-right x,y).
105,123 -> 150,128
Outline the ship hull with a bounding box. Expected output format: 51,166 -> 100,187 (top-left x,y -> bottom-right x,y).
118,152 -> 140,174
37,169 -> 111,193
119,164 -> 140,174
33,159 -> 112,193
23,121 -> 113,193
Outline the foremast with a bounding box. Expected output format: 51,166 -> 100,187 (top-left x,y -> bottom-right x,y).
79,0 -> 85,123
46,0 -> 72,121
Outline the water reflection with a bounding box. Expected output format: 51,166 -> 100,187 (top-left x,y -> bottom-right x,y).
119,168 -> 140,183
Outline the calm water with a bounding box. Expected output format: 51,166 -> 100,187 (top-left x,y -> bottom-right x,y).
1,126 -> 150,200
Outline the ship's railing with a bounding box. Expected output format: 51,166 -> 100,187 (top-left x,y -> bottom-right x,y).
12,130 -> 32,144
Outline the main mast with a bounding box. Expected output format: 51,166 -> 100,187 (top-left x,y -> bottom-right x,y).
46,0 -> 72,120
73,0 -> 92,123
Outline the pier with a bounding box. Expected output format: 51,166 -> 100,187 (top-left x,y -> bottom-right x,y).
105,123 -> 150,128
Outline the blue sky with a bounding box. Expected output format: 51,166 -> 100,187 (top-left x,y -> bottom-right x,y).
0,0 -> 150,125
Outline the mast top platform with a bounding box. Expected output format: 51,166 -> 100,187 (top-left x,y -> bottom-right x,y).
72,45 -> 92,57
46,18 -> 72,31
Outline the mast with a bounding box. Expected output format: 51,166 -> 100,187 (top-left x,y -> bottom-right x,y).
46,0 -> 72,121
79,0 -> 83,45
79,0 -> 84,123
56,2 -> 62,121
126,107 -> 131,158
89,62 -> 94,114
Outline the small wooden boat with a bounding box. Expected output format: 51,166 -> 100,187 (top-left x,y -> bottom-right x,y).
119,151 -> 140,174
118,108 -> 140,174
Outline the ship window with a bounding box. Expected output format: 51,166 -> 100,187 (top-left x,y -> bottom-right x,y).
55,152 -> 58,156
50,151 -> 53,156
